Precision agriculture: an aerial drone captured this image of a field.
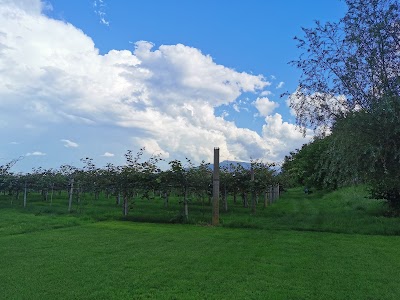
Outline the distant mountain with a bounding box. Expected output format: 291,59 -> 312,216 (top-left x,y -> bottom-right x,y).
209,160 -> 251,171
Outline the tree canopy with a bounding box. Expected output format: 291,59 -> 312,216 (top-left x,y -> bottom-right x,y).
286,0 -> 400,208
289,0 -> 399,132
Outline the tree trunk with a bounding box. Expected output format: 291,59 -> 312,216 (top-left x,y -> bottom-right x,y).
223,183 -> 228,212
116,192 -> 121,205
76,183 -> 80,204
14,190 -> 19,205
242,192 -> 248,208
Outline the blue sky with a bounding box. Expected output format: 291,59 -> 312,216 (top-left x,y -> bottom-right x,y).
0,0 -> 347,172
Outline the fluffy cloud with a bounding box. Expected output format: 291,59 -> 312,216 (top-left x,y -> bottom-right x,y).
61,140 -> 79,148
262,113 -> 313,158
260,90 -> 272,96
253,97 -> 279,117
26,151 -> 46,156
101,152 -> 114,157
0,0 -> 311,170
0,0 -> 46,14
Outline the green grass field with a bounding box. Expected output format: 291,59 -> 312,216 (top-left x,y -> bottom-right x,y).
1,186 -> 400,299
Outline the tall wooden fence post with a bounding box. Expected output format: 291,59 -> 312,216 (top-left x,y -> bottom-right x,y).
123,194 -> 129,216
251,167 -> 256,214
212,147 -> 220,225
264,189 -> 268,208
276,184 -> 280,201
68,178 -> 74,213
23,180 -> 27,208
184,185 -> 189,221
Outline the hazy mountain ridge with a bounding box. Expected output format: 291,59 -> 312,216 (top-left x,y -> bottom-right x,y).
208,160 -> 251,171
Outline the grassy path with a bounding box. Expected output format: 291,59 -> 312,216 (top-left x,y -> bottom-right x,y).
221,187 -> 400,235
2,221 -> 400,299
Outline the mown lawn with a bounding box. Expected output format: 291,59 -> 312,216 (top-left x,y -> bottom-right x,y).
1,186 -> 400,299
2,221 -> 400,299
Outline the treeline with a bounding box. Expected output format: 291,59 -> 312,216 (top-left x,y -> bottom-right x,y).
281,109 -> 400,209
0,149 -> 280,219
283,0 -> 400,210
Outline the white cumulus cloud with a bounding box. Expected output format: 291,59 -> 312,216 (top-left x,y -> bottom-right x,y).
26,151 -> 46,156
101,152 -> 114,157
61,139 -> 79,148
0,0 -> 311,170
262,113 -> 313,159
253,97 -> 279,117
260,90 -> 272,96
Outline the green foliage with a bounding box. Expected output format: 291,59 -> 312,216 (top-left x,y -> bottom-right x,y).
2,184 -> 400,236
221,186 -> 400,236
289,0 -> 399,131
282,99 -> 400,207
329,96 -> 400,207
281,138 -> 332,189
287,0 -> 400,208
251,160 -> 276,193
1,148 -> 279,219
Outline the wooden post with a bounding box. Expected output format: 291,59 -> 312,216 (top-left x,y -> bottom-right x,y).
123,192 -> 128,216
163,191 -> 168,208
269,186 -> 273,205
276,184 -> 280,200
116,192 -> 121,206
243,193 -> 248,208
50,183 -> 54,206
68,178 -> 74,213
251,167 -> 256,214
23,181 -> 27,208
212,147 -> 220,225
223,182 -> 228,212
264,190 -> 268,208
184,186 -> 189,221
